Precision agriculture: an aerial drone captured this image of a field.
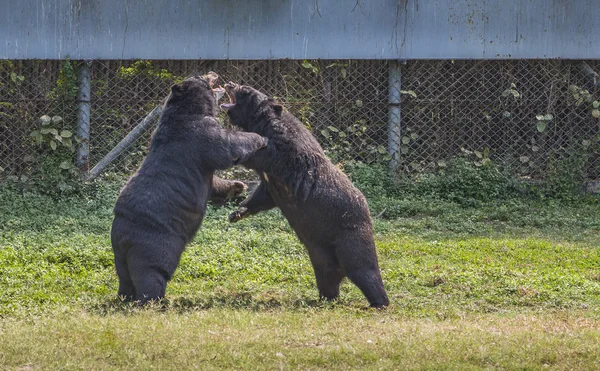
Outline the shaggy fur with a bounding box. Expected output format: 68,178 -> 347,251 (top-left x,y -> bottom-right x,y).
223,83 -> 389,308
111,74 -> 267,303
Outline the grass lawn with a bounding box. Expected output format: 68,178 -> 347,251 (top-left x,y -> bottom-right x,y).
1,183 -> 599,370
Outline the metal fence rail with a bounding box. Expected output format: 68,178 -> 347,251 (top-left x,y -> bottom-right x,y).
1,60 -> 599,180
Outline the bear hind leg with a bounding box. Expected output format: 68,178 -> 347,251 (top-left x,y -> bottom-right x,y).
315,267 -> 345,301
130,266 -> 169,304
114,254 -> 136,302
334,235 -> 389,308
307,246 -> 345,301
126,238 -> 183,305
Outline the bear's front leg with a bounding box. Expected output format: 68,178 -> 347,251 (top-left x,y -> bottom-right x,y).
228,180 -> 276,222
225,131 -> 268,166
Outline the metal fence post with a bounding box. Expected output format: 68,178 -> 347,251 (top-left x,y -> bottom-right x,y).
76,61 -> 92,171
388,60 -> 402,171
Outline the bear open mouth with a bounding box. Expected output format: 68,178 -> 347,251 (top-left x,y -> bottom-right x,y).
202,71 -> 225,102
212,85 -> 225,102
220,82 -> 238,110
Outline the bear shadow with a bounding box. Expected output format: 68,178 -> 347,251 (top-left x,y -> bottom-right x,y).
87,293 -> 348,316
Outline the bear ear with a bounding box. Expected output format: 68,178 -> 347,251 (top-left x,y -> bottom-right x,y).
171,83 -> 185,97
272,104 -> 283,117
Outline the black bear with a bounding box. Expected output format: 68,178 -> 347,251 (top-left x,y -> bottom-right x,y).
111,73 -> 267,303
221,82 -> 389,308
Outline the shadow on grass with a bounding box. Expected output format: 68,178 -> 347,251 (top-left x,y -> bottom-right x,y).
87,292 -> 346,315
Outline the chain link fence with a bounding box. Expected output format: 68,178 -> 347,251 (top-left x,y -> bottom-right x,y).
1,59 -> 599,182
399,60 -> 600,180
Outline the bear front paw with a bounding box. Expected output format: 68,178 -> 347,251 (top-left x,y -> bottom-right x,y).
260,137 -> 269,148
228,208 -> 245,223
231,181 -> 247,197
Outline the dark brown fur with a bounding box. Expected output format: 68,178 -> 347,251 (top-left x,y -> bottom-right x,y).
224,83 -> 389,308
111,75 -> 267,303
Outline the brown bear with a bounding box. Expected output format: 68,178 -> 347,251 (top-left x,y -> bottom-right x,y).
111,73 -> 267,304
221,82 -> 389,308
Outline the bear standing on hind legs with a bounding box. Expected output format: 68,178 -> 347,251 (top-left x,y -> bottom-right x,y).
111,73 -> 267,304
222,82 -> 389,308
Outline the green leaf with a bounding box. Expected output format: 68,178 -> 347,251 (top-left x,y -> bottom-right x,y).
543,114 -> 554,121
354,99 -> 363,107
301,61 -> 313,69
593,101 -> 599,108
401,145 -> 409,154
50,140 -> 57,151
29,130 -> 39,137
410,133 -> 418,140
401,136 -> 410,144
400,90 -> 417,99
483,147 -> 490,158
531,145 -> 540,152
592,109 -> 600,118
40,128 -> 52,135
536,121 -> 547,133
341,68 -> 347,79
327,126 -> 339,132
60,130 -> 73,138
51,116 -> 63,123
519,156 -> 530,163
474,151 -> 483,159
40,115 -> 51,125
59,161 -> 72,170
320,129 -> 330,138
582,139 -> 591,147
377,145 -> 387,154
437,160 -> 447,167
49,129 -> 58,136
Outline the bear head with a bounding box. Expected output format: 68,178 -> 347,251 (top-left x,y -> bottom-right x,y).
221,82 -> 283,130
165,72 -> 225,116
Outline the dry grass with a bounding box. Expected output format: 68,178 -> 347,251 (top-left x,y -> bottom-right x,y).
1,309 -> 600,370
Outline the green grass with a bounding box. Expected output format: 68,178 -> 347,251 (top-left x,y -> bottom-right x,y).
1,183 -> 600,369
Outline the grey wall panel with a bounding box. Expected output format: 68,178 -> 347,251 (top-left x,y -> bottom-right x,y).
1,0 -> 598,60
